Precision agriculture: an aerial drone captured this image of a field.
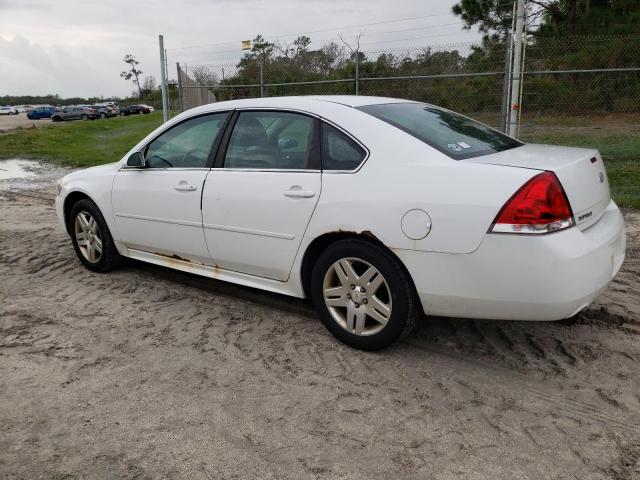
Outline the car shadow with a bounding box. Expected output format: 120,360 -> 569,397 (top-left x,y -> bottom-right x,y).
119,256 -> 633,379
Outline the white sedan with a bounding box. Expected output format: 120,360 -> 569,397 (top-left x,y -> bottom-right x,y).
0,106 -> 19,115
55,96 -> 626,350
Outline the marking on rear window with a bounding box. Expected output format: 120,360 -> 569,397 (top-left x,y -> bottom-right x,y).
447,143 -> 463,152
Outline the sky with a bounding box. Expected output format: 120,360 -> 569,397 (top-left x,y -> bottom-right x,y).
0,0 -> 482,99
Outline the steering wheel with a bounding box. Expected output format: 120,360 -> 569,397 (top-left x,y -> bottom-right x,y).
181,148 -> 205,167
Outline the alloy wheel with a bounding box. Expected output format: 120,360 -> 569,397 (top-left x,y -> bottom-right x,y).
74,211 -> 102,263
322,257 -> 392,336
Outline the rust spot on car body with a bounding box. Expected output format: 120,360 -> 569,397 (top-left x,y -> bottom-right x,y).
154,252 -> 192,263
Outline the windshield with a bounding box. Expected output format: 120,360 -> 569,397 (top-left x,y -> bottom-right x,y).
357,103 -> 522,160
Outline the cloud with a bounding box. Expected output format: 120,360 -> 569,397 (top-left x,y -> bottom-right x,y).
0,0 -> 478,98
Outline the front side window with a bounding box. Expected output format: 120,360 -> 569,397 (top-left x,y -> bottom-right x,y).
321,123 -> 367,171
357,103 -> 522,160
224,111 -> 316,169
145,112 -> 229,168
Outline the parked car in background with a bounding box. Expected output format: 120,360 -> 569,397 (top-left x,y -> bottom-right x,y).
51,106 -> 98,121
120,105 -> 151,116
27,106 -> 60,120
92,105 -> 117,118
95,102 -> 120,116
144,105 -> 155,112
54,96 -> 626,350
0,106 -> 19,115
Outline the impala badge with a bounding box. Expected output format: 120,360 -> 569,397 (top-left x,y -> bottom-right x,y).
599,172 -> 605,183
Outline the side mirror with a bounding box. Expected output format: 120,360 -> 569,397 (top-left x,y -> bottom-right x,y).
126,151 -> 146,168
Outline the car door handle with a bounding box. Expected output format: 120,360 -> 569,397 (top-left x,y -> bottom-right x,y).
284,190 -> 315,198
174,183 -> 197,192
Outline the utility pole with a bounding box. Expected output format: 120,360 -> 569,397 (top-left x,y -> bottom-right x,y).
159,35 -> 169,123
259,59 -> 264,98
355,51 -> 360,96
500,32 -> 513,133
507,0 -> 525,138
176,63 -> 184,113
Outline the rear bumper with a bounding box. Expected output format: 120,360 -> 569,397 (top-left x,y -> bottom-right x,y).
396,200 -> 626,321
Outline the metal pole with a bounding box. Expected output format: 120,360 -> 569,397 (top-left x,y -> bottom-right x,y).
165,48 -> 170,116
500,32 -> 513,133
355,51 -> 360,95
259,59 -> 264,97
159,35 -> 169,123
176,63 -> 184,113
507,0 -> 525,137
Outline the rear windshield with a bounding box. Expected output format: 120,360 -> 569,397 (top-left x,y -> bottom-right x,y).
357,103 -> 522,160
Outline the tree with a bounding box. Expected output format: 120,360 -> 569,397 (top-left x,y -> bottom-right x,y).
452,0 -> 640,39
141,75 -> 157,94
120,54 -> 143,98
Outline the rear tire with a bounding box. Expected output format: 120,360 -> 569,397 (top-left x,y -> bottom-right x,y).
310,238 -> 421,350
81,114 -> 88,120
69,199 -> 122,273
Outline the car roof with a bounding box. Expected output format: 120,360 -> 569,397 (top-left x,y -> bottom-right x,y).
187,95 -> 419,117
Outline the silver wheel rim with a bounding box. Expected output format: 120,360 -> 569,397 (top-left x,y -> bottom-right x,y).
323,257 -> 392,336
74,211 -> 102,263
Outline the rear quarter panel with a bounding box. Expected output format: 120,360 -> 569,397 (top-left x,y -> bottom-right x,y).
305,108 -> 538,254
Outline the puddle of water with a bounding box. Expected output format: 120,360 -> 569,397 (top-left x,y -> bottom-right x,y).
0,159 -> 70,191
0,159 -> 40,180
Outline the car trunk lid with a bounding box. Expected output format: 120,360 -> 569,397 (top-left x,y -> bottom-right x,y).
468,143 -> 611,230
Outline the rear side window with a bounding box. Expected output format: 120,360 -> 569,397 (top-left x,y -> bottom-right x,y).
321,123 -> 366,171
357,103 -> 521,160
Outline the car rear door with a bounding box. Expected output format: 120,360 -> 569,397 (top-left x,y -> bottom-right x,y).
111,112 -> 231,264
201,110 -> 321,281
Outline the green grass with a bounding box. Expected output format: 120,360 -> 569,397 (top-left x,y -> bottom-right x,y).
0,113 -> 164,167
0,111 -> 638,208
523,130 -> 640,209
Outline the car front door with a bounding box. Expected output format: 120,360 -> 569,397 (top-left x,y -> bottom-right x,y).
201,110 -> 321,281
112,111 -> 230,264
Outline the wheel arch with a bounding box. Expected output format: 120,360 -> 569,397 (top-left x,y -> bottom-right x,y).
299,230 -> 418,302
63,191 -> 94,235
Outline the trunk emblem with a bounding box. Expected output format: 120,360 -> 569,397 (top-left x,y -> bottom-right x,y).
599,172 -> 605,183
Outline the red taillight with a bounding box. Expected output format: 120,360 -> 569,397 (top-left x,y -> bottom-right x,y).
490,171 -> 574,234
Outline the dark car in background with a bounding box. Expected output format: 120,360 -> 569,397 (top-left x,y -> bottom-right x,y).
120,104 -> 151,116
27,106 -> 60,120
51,106 -> 98,121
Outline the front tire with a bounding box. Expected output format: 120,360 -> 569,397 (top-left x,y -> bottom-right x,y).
69,199 -> 122,272
310,238 -> 421,350
81,114 -> 88,120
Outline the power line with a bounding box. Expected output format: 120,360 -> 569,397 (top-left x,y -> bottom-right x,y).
170,22 -> 472,62
167,12 -> 457,53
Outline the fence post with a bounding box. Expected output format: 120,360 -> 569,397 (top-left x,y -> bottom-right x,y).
500,33 -> 513,133
158,35 -> 169,123
507,0 -> 525,137
176,63 -> 184,113
259,59 -> 264,97
355,51 -> 360,95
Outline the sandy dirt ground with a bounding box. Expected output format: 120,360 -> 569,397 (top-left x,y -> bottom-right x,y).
1,178 -> 639,479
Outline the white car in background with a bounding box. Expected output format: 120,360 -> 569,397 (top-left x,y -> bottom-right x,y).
55,96 -> 626,350
0,106 -> 19,115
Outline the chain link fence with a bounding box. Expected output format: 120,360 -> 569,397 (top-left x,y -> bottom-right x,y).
175,35 -> 640,137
